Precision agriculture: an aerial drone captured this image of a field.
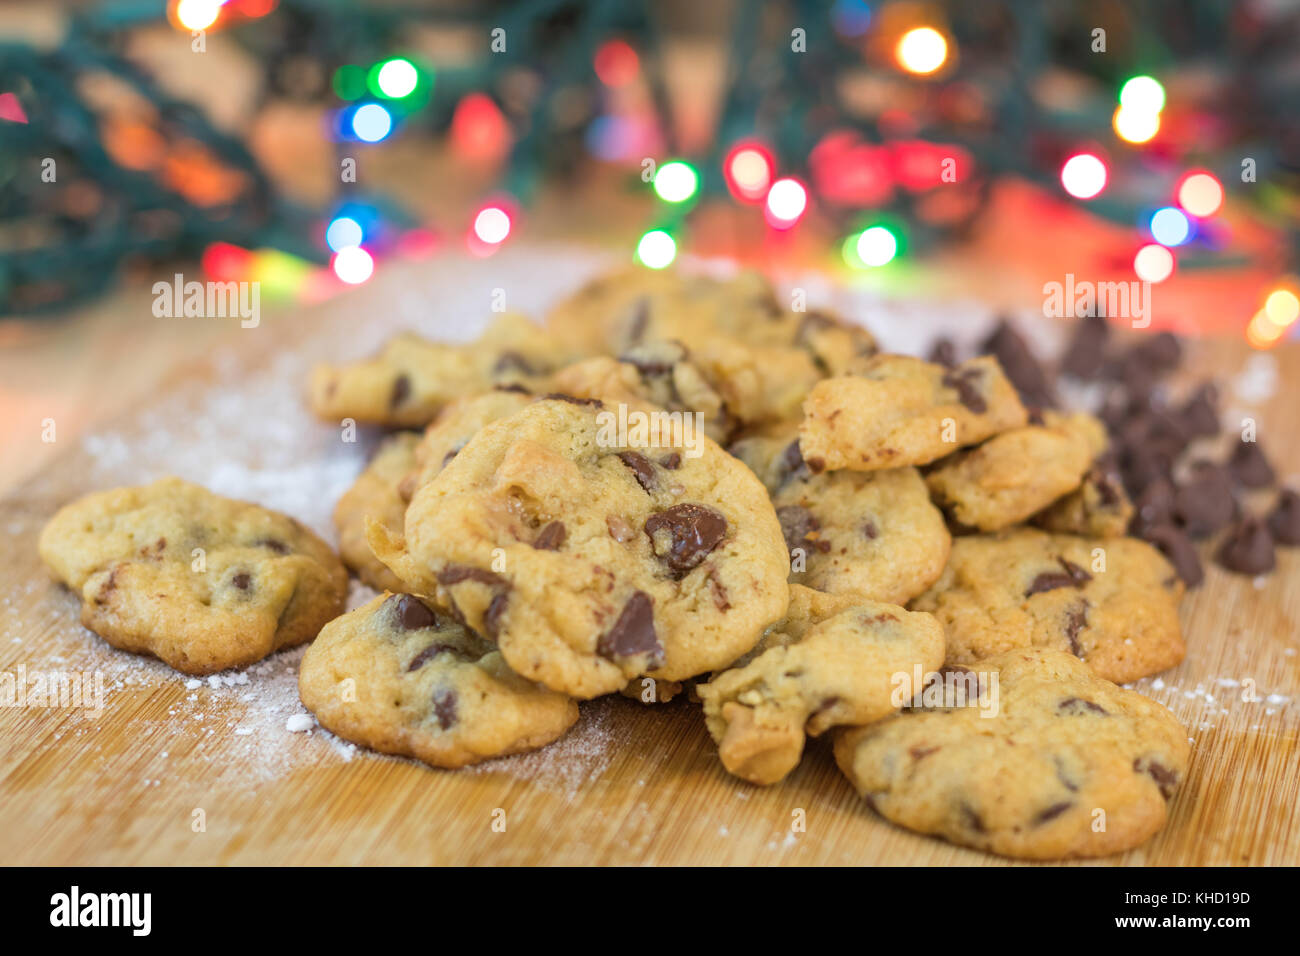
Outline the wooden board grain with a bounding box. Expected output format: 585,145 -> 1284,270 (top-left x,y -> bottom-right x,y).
1,248 -> 1297,865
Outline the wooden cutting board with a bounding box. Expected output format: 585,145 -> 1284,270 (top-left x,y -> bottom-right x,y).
1,249 -> 1296,865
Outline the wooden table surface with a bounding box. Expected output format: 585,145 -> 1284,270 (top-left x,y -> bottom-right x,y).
1,247 -> 1296,865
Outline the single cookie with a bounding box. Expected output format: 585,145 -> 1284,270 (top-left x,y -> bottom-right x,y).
834,647 -> 1190,860
369,397 -> 791,698
924,411 -> 1108,532
1033,455 -> 1134,538
799,355 -> 1028,472
405,387 -> 537,495
910,528 -> 1184,684
334,432 -> 420,591
730,424 -> 950,604
699,594 -> 944,785
39,477 -> 347,675
308,313 -> 568,428
299,593 -> 578,768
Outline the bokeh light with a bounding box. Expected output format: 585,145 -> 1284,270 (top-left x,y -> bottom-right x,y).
325,216 -> 363,252
176,0 -> 221,31
1178,172 -> 1224,217
1264,289 -> 1300,326
1134,243 -> 1174,283
896,27 -> 948,75
351,103 -> 393,142
1119,76 -> 1166,114
1060,153 -> 1107,199
375,58 -> 419,99
1113,105 -> 1160,144
724,143 -> 773,203
332,246 -> 374,285
1149,207 -> 1190,247
830,0 -> 873,37
653,161 -> 699,203
594,39 -> 640,87
332,65 -> 366,101
764,177 -> 808,228
856,225 -> 899,267
636,230 -> 677,269
473,206 -> 512,245
1246,309 -> 1286,350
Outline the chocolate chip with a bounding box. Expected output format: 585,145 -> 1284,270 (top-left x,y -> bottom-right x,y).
1179,383 -> 1220,438
437,566 -> 508,589
625,297 -> 650,343
1058,697 -> 1107,715
1024,557 -> 1092,597
909,745 -> 940,760
596,591 -> 662,665
390,374 -> 411,409
1134,757 -> 1179,799
533,520 -> 567,551
928,337 -> 958,368
1132,331 -> 1182,372
432,687 -> 458,729
619,340 -> 686,376
1063,601 -> 1089,656
941,366 -> 988,414
644,503 -> 728,574
1142,524 -> 1203,588
255,538 -> 290,555
780,439 -> 805,479
408,643 -> 455,670
979,320 -> 1056,408
660,452 -> 682,470
618,451 -> 658,493
1034,802 -> 1073,825
232,572 -> 252,591
960,803 -> 985,833
706,566 -> 731,611
1227,440 -> 1275,489
1089,460 -> 1123,507
1216,516 -> 1276,575
1174,463 -> 1237,538
805,456 -> 825,475
862,520 -> 879,540
1120,444 -> 1175,496
1268,489 -> 1300,546
1059,314 -> 1109,379
483,592 -> 509,639
94,565 -> 122,605
776,505 -> 829,554
794,311 -> 835,345
1129,478 -> 1176,536
543,392 -> 604,408
493,351 -> 535,375
1026,407 -> 1046,426
389,594 -> 439,631
494,383 -> 532,395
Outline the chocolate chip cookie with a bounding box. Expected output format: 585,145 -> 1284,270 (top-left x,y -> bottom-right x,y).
299,593 -> 578,768
369,397 -> 791,698
334,431 -> 420,591
730,424 -> 950,604
406,387 -> 537,494
39,477 -> 347,674
924,411 -> 1108,531
699,587 -> 944,785
834,647 -> 1190,859
309,313 -> 568,428
1033,454 -> 1134,538
910,528 -> 1185,684
799,355 -> 1028,472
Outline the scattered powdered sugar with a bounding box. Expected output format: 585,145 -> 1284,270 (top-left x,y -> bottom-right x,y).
466,696 -> 620,794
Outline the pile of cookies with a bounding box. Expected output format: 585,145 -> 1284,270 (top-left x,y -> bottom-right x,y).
38,267 -> 1292,860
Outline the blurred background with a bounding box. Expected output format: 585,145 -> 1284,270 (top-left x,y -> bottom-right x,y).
1,0 -> 1298,486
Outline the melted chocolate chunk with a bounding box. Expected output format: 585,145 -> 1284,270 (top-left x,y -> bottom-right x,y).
941,367 -> 988,414
618,451 -> 658,493
960,803 -> 986,833
1134,757 -> 1179,799
660,452 -> 682,470
432,687 -> 458,730
1063,600 -> 1089,656
1034,802 -> 1073,825
862,519 -> 879,540
706,566 -> 731,611
1058,697 -> 1107,715
644,504 -> 728,574
408,643 -> 456,671
1227,440 -> 1275,489
532,520 -> 567,551
494,351 -> 535,375
780,439 -> 806,480
232,572 -> 252,591
1269,489 -> 1300,546
542,392 -> 604,408
389,594 -> 439,631
776,505 -> 829,554
1215,517 -> 1276,575
928,337 -> 958,369
596,591 -> 662,664
390,374 -> 411,409
1024,557 -> 1092,597
625,297 -> 650,344
1142,524 -> 1203,588
483,592 -> 509,639
254,538 -> 290,555
494,383 -> 532,395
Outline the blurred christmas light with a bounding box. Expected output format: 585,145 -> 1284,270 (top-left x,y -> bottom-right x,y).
1060,153 -> 1107,199
325,216 -> 363,252
473,206 -> 512,245
1264,288 -> 1300,327
1134,243 -> 1174,283
451,93 -> 509,161
594,39 -> 639,87
855,225 -> 899,267
1113,105 -> 1159,143
1119,76 -> 1166,114
250,249 -> 312,297
896,27 -> 948,75
176,0 -> 222,31
332,246 -> 374,285
1178,172 -> 1223,217
374,58 -> 419,99
764,178 -> 808,229
351,103 -> 393,142
332,65 -> 366,101
1149,207 -> 1190,246
1246,309 -> 1286,349
830,0 -> 873,37
724,143 -> 773,203
636,230 -> 676,269
653,161 -> 698,203
201,241 -> 251,281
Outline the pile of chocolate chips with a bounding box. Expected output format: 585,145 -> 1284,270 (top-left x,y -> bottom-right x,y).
947,316 -> 1298,588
